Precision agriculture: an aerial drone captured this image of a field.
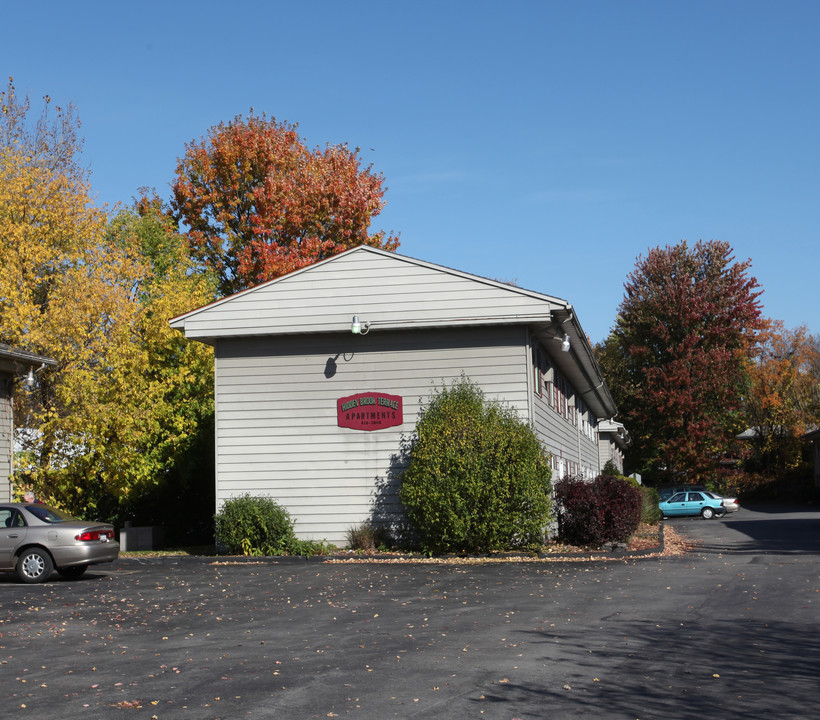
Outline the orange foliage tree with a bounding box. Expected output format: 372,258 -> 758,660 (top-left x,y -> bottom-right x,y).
743,320 -> 820,474
171,113 -> 399,296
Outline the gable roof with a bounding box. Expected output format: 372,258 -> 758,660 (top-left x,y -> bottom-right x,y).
170,245 -> 570,340
0,343 -> 58,376
170,245 -> 617,417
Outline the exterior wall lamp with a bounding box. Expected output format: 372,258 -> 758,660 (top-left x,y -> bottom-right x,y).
547,332 -> 571,352
23,363 -> 47,389
351,316 -> 371,335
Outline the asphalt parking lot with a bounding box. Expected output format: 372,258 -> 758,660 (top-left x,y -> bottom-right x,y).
1,504 -> 818,719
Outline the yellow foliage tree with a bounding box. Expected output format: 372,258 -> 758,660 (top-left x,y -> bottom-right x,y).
1,146 -> 135,504
744,319 -> 820,475
100,199 -> 216,526
2,81 -> 216,532
1,148 -> 215,524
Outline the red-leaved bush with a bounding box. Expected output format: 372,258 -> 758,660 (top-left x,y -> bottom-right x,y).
555,475 -> 642,546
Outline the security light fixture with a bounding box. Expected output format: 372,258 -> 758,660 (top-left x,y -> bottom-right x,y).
546,330 -> 571,353
351,316 -> 370,335
22,363 -> 47,389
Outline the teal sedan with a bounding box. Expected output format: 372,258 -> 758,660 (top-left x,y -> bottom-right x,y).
659,491 -> 726,519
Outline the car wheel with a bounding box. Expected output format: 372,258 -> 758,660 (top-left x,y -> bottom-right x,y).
715,507 -> 727,518
701,507 -> 715,520
57,565 -> 88,580
16,548 -> 55,584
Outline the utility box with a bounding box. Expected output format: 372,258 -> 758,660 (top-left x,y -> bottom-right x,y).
119,522 -> 164,551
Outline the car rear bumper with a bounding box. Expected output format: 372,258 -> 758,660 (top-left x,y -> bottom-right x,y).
50,542 -> 120,568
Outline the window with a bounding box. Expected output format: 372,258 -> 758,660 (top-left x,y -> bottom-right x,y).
532,346 -> 544,397
1,509 -> 25,528
533,345 -> 551,400
553,374 -> 565,416
578,399 -> 592,438
554,373 -> 573,419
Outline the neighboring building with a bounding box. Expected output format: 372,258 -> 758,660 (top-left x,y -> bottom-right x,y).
597,419 -> 631,474
0,344 -> 57,502
805,429 -> 820,488
170,246 -> 623,545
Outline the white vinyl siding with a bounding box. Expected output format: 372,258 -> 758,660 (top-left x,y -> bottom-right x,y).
214,326 -> 530,544
598,434 -> 625,473
171,246 -> 622,544
530,340 -> 600,480
175,248 -> 559,341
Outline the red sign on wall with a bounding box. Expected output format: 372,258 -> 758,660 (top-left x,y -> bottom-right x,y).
337,392 -> 403,431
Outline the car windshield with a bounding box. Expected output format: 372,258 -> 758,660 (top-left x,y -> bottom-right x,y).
24,504 -> 79,524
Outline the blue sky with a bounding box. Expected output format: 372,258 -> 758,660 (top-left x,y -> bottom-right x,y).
3,0 -> 818,343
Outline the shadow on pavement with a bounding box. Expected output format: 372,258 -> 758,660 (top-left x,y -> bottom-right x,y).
716,516 -> 820,554
740,503 -> 820,515
697,515 -> 820,555
483,618 -> 818,719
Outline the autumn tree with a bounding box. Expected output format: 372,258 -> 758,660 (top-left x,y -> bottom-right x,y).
8,188 -> 217,530
597,240 -> 763,483
2,83 -> 217,535
171,112 -> 399,296
99,198 -> 217,539
1,82 -> 134,515
1,139 -> 144,514
1,77 -> 84,179
743,320 -> 820,476
810,333 -> 820,383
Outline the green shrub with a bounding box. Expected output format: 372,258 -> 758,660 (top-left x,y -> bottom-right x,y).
288,538 -> 337,556
214,494 -> 297,555
638,485 -> 661,524
399,376 -> 553,554
617,473 -> 662,525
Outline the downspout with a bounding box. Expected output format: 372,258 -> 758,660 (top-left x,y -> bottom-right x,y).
576,404 -> 582,477
525,327 -> 535,427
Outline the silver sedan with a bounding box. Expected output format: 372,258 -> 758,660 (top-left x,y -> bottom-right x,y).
703,491 -> 740,513
0,503 -> 119,583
